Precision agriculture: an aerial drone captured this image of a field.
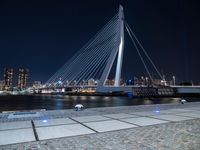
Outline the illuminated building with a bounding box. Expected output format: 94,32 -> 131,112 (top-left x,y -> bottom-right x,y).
88,78 -> 95,86
0,80 -> 4,90
18,68 -> 29,89
4,68 -> 14,90
32,81 -> 41,88
105,79 -> 115,85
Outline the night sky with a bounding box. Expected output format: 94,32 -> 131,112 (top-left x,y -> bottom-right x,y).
0,0 -> 200,84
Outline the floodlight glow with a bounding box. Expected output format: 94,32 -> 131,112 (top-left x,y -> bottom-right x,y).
42,120 -> 48,123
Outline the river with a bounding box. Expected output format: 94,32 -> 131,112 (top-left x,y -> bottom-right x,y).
0,94 -> 199,112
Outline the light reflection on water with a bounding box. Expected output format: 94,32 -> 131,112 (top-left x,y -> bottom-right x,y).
0,95 -> 199,111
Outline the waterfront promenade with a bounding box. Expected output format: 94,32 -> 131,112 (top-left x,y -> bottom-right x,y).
0,102 -> 200,149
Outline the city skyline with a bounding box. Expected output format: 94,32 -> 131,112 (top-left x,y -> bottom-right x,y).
0,0 -> 200,83
0,67 -> 29,90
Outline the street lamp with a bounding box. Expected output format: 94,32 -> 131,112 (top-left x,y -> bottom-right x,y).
145,77 -> 148,85
172,76 -> 175,86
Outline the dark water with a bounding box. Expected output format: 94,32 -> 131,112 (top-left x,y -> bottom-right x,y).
0,94 -> 199,111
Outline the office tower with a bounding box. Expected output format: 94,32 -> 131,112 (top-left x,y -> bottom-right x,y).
0,80 -> 4,90
18,68 -> 29,89
4,68 -> 14,90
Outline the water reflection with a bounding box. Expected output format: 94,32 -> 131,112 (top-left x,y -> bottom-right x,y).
53,99 -> 64,109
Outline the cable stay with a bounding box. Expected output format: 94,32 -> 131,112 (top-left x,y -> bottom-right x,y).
45,11 -> 121,87
125,21 -> 163,81
45,5 -> 163,89
125,25 -> 153,81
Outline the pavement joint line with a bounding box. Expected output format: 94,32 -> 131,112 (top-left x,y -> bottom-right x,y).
142,116 -> 173,122
31,120 -> 39,141
70,118 -> 112,124
68,117 -> 98,133
35,122 -> 78,128
110,117 -> 141,127
34,121 -> 77,128
124,112 -> 142,117
172,113 -> 199,118
128,114 -> 149,117
103,115 -> 127,119
117,120 -> 166,128
0,127 -> 32,132
102,115 -> 139,120
35,123 -> 80,130
116,116 -> 175,127
127,111 -> 158,116
147,115 -> 194,122
100,115 -> 143,127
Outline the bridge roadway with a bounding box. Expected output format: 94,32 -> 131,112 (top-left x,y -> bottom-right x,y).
39,85 -> 200,96
171,85 -> 200,94
41,85 -> 98,90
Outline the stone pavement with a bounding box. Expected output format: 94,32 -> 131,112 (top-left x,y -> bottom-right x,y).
0,102 -> 200,149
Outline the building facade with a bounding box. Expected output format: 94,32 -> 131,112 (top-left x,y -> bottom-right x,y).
18,68 -> 29,89
32,81 -> 41,88
0,80 -> 4,90
4,68 -> 14,90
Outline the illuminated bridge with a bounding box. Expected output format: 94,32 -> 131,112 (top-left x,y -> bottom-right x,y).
43,5 -> 163,93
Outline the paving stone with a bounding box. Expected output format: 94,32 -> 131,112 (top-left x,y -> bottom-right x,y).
34,118 -> 76,127
174,112 -> 200,118
71,115 -> 110,123
0,128 -> 35,146
103,113 -> 138,119
151,114 -> 193,121
0,121 -> 31,131
36,124 -> 95,140
84,120 -> 137,132
121,117 -> 169,126
130,111 -> 165,116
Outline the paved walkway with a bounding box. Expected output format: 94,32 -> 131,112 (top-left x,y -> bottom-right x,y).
0,102 -> 200,149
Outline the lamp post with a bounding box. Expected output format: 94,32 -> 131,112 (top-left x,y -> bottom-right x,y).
172,76 -> 175,86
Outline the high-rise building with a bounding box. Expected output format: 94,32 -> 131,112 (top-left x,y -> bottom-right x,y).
18,68 -> 29,89
0,80 -> 4,90
4,68 -> 14,90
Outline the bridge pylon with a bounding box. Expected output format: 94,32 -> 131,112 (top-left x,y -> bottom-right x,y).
96,5 -> 130,92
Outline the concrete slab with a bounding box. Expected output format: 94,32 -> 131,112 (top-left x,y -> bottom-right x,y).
103,113 -> 138,119
36,124 -> 95,140
0,128 -> 35,146
130,111 -> 164,116
72,115 -> 110,123
121,117 -> 169,126
151,114 -> 193,122
84,120 -> 137,132
0,121 -> 32,131
175,112 -> 200,118
34,118 -> 76,127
